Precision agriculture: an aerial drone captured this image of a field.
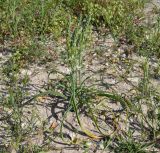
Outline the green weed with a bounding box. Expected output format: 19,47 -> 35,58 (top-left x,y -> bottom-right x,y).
114,140 -> 148,153
0,0 -> 69,38
59,16 -> 98,135
139,16 -> 160,57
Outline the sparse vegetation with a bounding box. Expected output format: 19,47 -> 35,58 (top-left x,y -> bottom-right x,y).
0,0 -> 160,152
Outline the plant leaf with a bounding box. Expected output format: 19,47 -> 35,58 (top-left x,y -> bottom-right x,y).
96,91 -> 133,110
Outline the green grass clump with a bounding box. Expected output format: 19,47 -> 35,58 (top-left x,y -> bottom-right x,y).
57,16 -> 99,135
63,0 -> 153,58
0,73 -> 31,151
65,1 -> 146,35
0,0 -> 72,68
114,140 -> 148,153
0,0 -> 69,38
139,17 -> 160,57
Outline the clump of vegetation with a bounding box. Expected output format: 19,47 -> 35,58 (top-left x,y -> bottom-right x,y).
0,0 -> 69,38
139,16 -> 160,57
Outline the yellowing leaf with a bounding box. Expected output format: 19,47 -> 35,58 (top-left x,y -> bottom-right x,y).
81,127 -> 102,140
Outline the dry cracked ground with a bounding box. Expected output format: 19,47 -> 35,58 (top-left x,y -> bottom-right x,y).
0,1 -> 160,153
